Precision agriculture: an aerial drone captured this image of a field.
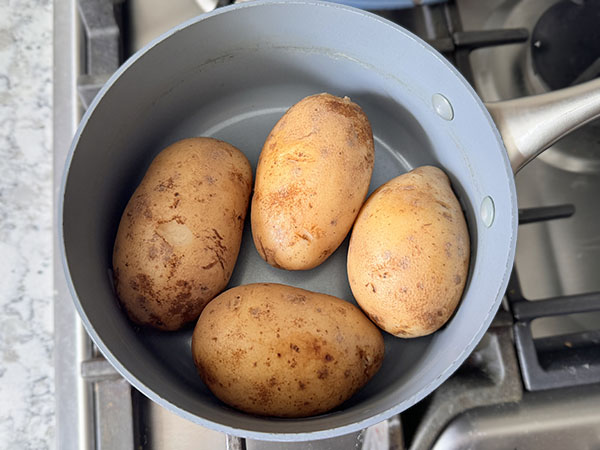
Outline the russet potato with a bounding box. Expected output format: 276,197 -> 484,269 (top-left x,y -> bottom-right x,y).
192,283 -> 384,417
347,166 -> 470,338
112,137 -> 252,330
251,93 -> 374,270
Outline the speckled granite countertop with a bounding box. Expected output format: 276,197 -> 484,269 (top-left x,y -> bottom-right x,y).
0,1 -> 54,448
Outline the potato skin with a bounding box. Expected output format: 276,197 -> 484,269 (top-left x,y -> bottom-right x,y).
347,166 -> 470,338
251,93 -> 374,270
112,138 -> 252,330
192,283 -> 384,417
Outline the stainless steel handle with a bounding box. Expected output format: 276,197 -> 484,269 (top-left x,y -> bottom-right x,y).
485,78 -> 600,174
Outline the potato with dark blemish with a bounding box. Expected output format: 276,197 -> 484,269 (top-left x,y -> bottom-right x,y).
191,283 -> 384,417
251,93 -> 374,270
347,166 -> 470,338
112,138 -> 252,330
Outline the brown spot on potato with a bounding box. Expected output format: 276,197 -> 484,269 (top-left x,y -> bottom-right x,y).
266,184 -> 306,210
255,383 -> 272,404
420,310 -> 444,329
287,294 -> 306,304
298,381 -> 306,390
317,367 -> 329,379
312,340 -> 322,354
290,343 -> 300,353
130,193 -> 153,220
229,170 -> 250,188
325,354 -> 334,362
393,327 -> 409,336
175,291 -> 191,301
202,260 -> 218,270
255,236 -> 282,269
195,359 -> 217,385
323,96 -> 360,119
293,317 -> 306,328
155,177 -> 175,192
148,246 -> 158,260
148,313 -> 165,328
368,313 -> 383,326
228,295 -> 242,310
296,232 -> 311,242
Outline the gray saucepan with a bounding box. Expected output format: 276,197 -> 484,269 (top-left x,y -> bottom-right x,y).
59,0 -> 600,441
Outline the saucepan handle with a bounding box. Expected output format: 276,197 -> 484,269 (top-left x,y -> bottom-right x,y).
485,77 -> 600,174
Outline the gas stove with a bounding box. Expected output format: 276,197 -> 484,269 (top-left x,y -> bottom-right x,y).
53,1 -> 600,449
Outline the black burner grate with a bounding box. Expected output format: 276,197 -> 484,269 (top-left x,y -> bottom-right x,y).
509,205 -> 600,391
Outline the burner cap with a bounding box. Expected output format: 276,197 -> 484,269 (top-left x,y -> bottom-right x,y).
531,0 -> 600,90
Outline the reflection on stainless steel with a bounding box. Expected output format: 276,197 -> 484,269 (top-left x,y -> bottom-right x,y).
433,384 -> 600,450
128,0 -> 206,52
81,358 -> 134,450
246,432 -> 366,450
142,397 -> 227,450
408,324 -> 522,450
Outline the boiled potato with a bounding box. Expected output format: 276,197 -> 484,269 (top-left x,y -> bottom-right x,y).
251,93 -> 374,270
192,283 -> 384,417
113,138 -> 252,330
347,166 -> 470,338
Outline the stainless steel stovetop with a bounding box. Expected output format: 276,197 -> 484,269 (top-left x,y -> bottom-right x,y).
53,1 -> 600,449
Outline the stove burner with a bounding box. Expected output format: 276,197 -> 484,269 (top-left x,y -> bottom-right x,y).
531,0 -> 600,90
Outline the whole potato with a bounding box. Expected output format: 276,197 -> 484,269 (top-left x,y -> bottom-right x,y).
113,138 -> 252,330
192,283 -> 384,417
251,93 -> 374,270
347,166 -> 470,338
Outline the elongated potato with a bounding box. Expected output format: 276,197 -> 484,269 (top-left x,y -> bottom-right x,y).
347,166 -> 470,338
113,138 -> 252,330
192,283 -> 384,417
251,93 -> 374,270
